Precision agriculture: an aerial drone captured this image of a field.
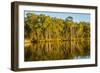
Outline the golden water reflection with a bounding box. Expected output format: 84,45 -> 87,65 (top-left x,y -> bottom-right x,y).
24,40 -> 90,61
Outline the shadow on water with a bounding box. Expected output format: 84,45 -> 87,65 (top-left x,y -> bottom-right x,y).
24,40 -> 90,61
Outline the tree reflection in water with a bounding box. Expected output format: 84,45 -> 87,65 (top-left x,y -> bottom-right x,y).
24,40 -> 90,61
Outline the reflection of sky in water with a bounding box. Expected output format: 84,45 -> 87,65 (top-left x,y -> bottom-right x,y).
25,10 -> 90,23
75,56 -> 90,59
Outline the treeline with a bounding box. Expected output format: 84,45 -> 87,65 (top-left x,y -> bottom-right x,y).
25,13 -> 90,42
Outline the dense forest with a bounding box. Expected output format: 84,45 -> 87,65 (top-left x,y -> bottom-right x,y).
24,13 -> 90,43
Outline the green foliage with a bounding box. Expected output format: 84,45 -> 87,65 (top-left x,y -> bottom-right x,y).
25,13 -> 90,41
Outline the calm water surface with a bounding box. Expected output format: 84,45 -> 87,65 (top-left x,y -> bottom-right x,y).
24,40 -> 90,61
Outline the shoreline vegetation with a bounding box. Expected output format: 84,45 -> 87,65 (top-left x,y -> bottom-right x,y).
25,38 -> 90,43
24,13 -> 90,43
24,38 -> 90,47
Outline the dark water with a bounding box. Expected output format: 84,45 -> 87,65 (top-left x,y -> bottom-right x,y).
24,40 -> 90,61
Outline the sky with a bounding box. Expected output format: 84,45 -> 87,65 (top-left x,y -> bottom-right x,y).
25,11 -> 90,23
